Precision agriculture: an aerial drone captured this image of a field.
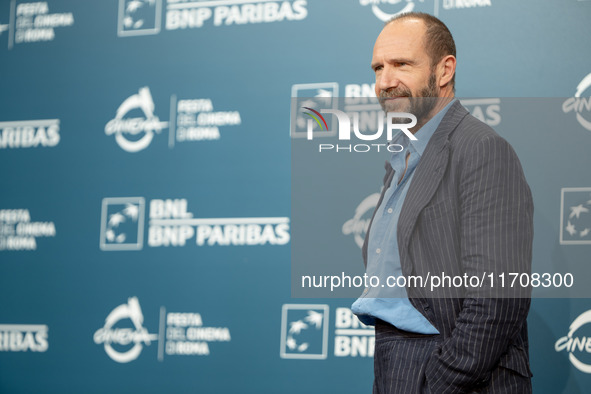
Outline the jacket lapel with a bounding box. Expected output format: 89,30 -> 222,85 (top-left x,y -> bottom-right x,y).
397,101 -> 468,276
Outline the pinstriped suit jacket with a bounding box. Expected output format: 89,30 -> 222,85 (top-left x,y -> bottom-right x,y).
363,101 -> 534,393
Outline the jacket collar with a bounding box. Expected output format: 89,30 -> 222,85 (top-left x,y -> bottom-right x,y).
396,101 -> 469,275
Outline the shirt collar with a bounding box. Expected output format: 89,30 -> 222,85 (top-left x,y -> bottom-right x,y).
410,98 -> 457,157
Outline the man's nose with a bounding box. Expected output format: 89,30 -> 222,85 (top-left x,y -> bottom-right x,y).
377,66 -> 401,93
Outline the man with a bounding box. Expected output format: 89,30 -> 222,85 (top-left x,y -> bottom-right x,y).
351,13 -> 533,393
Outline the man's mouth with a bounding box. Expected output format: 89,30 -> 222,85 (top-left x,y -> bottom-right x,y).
381,95 -> 410,101
381,97 -> 409,106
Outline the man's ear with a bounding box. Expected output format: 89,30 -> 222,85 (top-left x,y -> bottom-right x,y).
438,55 -> 456,88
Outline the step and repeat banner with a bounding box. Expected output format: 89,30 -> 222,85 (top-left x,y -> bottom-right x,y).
1,0 -> 591,393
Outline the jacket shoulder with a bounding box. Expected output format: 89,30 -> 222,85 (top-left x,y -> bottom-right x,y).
447,111 -> 519,162
450,112 -> 503,148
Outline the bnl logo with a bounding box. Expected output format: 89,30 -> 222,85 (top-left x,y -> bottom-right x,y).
118,0 -> 162,37
280,304 -> 329,359
291,82 -> 339,139
560,188 -> 591,245
100,197 -> 145,251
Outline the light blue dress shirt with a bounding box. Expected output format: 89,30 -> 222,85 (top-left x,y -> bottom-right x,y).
351,99 -> 456,334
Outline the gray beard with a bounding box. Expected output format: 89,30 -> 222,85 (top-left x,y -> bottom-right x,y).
379,73 -> 439,126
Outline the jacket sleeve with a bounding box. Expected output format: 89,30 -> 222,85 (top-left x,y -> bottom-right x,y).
424,135 -> 534,393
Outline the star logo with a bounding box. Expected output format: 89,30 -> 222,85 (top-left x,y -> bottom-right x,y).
560,188 -> 591,245
118,0 -> 161,37
100,197 -> 146,251
280,304 -> 329,359
570,204 -> 590,220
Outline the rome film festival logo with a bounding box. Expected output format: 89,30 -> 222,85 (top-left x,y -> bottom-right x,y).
360,0 -> 425,21
100,198 -> 145,251
342,193 -> 380,248
93,297 -> 158,363
93,297 -> 231,362
560,188 -> 591,245
563,73 -> 591,132
280,304 -> 329,359
118,0 -> 161,36
0,209 -> 57,251
359,0 -> 493,20
555,310 -> 591,373
105,87 -> 168,152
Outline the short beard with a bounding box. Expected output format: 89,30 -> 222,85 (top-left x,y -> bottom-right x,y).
379,72 -> 439,126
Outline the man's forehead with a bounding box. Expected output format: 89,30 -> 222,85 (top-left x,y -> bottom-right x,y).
374,18 -> 426,52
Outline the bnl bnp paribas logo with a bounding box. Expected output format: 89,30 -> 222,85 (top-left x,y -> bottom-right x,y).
0,323 -> 49,352
99,197 -> 290,251
560,188 -> 591,245
105,86 -> 241,152
563,73 -> 591,132
117,0 -> 307,36
118,0 -> 162,37
0,118 -> 60,149
280,305 -> 374,359
94,297 -> 231,363
358,0 -> 491,20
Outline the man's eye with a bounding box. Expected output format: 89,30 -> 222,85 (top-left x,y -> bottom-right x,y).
374,66 -> 383,72
396,62 -> 407,67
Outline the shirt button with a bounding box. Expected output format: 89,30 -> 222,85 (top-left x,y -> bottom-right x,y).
376,248 -> 381,254
387,208 -> 393,214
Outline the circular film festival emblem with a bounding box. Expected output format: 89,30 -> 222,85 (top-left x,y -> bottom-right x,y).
360,0 -> 423,21
105,87 -> 168,152
555,310 -> 591,373
343,193 -> 380,248
563,72 -> 591,132
94,297 -> 158,363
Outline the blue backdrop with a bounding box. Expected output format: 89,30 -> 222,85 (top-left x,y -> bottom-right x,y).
1,0 -> 591,392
